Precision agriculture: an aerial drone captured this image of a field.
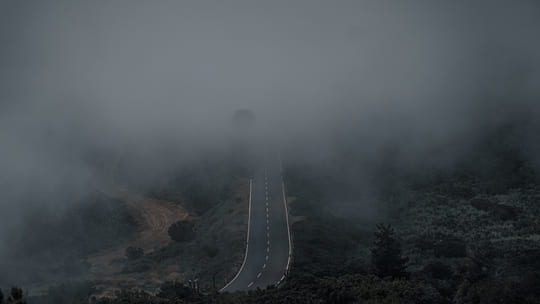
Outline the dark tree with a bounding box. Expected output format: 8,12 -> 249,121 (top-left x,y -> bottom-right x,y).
125,246 -> 144,260
157,281 -> 192,299
0,288 -> 3,304
168,220 -> 195,242
371,224 -> 409,279
7,287 -> 25,304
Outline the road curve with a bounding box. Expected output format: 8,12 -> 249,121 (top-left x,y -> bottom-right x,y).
221,155 -> 292,291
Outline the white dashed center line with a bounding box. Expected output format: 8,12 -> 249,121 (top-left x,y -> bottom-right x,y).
248,282 -> 254,287
257,272 -> 262,278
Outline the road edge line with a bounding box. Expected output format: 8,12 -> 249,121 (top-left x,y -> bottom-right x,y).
279,154 -> 293,285
220,178 -> 252,292
281,180 -> 292,274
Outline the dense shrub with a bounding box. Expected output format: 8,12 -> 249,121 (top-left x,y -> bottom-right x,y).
6,287 -> 25,304
423,261 -> 453,280
125,246 -> 144,260
371,224 -> 409,278
470,198 -> 518,221
168,221 -> 195,242
121,259 -> 152,273
202,245 -> 219,258
88,273 -> 444,304
157,281 -> 192,299
464,274 -> 540,304
434,237 -> 467,258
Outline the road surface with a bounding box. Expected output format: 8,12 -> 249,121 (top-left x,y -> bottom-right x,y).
221,155 -> 292,291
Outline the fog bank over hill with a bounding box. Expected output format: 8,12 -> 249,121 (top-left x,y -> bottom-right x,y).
1,0 -> 540,241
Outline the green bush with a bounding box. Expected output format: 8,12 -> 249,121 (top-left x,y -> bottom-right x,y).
202,245 -> 219,258
168,220 -> 195,242
125,246 -> 144,260
371,224 -> 409,278
157,281 -> 192,299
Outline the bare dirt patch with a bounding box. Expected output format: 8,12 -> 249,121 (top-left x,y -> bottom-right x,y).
88,178 -> 249,297
88,186 -> 189,297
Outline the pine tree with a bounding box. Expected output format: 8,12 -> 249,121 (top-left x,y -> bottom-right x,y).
371,224 -> 409,278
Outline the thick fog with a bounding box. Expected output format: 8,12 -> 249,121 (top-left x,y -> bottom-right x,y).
1,0 -> 540,282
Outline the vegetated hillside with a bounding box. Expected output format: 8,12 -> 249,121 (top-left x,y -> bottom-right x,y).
0,192 -> 137,289
97,175 -> 250,295
279,120 -> 540,303
390,124 -> 540,303
84,156 -> 252,297
139,157 -> 251,288
16,122 -> 540,303
1,153 -> 251,300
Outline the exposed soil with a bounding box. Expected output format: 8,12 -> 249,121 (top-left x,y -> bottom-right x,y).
88,186 -> 190,297
87,178 -> 249,298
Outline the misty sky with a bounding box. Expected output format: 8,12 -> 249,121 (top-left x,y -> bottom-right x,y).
1,0 -> 540,230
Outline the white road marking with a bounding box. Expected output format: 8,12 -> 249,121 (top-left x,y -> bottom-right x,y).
263,263 -> 266,269
220,179 -> 253,292
267,247 -> 269,252
281,178 -> 293,276
267,240 -> 270,245
257,272 -> 262,278
266,255 -> 269,261
267,232 -> 269,237
248,282 -> 254,288
267,225 -> 269,230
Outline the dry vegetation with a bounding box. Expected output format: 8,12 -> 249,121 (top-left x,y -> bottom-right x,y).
88,178 -> 250,298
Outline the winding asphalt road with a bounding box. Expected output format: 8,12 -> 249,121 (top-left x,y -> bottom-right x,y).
221,155 -> 292,291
